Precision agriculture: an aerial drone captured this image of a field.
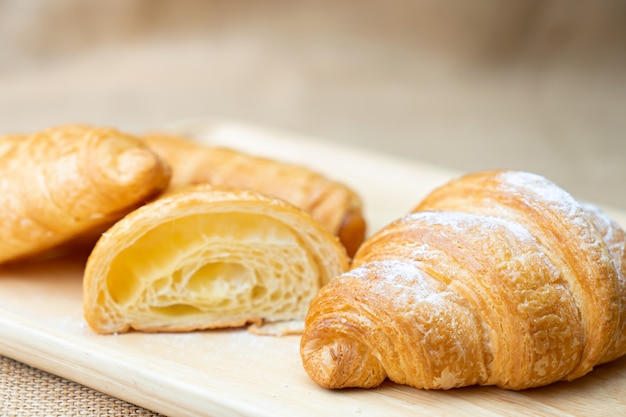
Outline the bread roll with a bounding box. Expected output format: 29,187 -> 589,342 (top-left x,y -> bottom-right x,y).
0,124 -> 171,264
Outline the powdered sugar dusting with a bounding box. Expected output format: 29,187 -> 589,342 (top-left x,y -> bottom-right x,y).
347,259 -> 449,308
581,202 -> 624,252
497,171 -> 582,219
402,211 -> 536,245
497,172 -> 613,268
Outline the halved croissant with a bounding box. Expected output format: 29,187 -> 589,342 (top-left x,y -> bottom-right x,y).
142,133 -> 366,257
300,170 -> 625,390
0,125 -> 171,264
83,185 -> 350,335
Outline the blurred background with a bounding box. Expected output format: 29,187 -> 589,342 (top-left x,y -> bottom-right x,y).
1,0 -> 624,209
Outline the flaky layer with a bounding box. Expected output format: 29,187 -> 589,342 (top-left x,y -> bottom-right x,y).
581,202 -> 626,364
83,185 -> 349,334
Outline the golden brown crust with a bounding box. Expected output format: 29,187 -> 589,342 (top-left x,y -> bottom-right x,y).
83,184 -> 349,334
414,170 -> 619,380
142,133 -> 366,257
0,125 -> 171,264
300,170 -> 625,390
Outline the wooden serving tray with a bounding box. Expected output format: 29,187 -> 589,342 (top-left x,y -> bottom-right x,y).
1,120 -> 625,417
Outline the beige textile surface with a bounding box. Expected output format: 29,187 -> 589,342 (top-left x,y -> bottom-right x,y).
0,356 -> 164,417
1,1 -> 625,416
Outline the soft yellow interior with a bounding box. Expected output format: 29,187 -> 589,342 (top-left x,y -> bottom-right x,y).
105,211 -> 317,321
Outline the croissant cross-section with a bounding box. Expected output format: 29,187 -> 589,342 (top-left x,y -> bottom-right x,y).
83,185 -> 350,334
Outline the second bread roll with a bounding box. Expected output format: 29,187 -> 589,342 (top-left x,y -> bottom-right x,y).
143,133 -> 366,257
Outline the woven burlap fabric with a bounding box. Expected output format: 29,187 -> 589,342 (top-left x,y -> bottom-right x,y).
0,355 -> 166,417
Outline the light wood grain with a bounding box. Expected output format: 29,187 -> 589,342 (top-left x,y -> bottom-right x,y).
1,120 -> 625,417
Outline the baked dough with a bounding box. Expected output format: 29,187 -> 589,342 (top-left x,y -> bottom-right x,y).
83,185 -> 350,334
0,125 -> 171,264
300,170 -> 625,390
143,133 -> 366,257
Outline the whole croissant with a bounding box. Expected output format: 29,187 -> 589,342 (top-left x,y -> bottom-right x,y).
142,133 -> 366,257
300,170 -> 626,390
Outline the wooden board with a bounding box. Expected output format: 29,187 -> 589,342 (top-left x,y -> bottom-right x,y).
1,119 -> 625,417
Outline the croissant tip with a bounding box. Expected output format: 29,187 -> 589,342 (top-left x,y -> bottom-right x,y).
103,147 -> 162,184
301,334 -> 386,389
302,340 -> 356,389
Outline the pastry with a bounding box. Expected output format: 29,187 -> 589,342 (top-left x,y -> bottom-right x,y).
0,125 -> 171,264
83,184 -> 350,335
143,133 -> 366,257
300,170 -> 625,390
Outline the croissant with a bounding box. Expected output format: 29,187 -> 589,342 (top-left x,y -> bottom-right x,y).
83,184 -> 350,335
142,133 -> 366,257
0,125 -> 171,264
300,170 -> 626,390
